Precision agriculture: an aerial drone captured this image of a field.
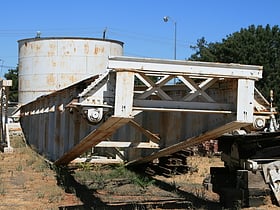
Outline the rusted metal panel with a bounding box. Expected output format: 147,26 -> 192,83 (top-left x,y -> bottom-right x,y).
18,37 -> 123,105
19,56 -> 264,165
20,76 -> 98,161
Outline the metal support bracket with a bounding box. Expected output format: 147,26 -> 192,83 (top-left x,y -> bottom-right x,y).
263,160 -> 280,205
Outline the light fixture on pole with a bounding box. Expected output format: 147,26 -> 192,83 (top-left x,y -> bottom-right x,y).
163,16 -> 177,60
0,59 -> 4,78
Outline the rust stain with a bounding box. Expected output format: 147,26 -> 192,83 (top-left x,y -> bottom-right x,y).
84,43 -> 89,54
48,52 -> 55,56
19,78 -> 30,89
70,75 -> 77,83
48,43 -> 56,56
62,46 -> 70,55
70,76 -> 77,83
47,73 -> 55,86
61,74 -> 77,84
94,46 -> 105,55
35,44 -> 41,51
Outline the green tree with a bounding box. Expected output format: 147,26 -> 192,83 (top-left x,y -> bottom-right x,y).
4,67 -> 18,102
189,24 -> 280,108
190,37 -> 217,62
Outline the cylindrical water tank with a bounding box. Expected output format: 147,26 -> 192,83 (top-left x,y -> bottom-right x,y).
18,37 -> 123,104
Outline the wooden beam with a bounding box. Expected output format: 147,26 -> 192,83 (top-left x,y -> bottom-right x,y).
95,141 -> 159,148
128,120 -> 160,143
54,116 -> 131,165
126,121 -> 250,166
71,157 -> 123,164
109,56 -> 263,80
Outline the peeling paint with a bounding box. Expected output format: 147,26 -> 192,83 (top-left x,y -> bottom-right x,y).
18,38 -> 123,104
47,73 -> 55,86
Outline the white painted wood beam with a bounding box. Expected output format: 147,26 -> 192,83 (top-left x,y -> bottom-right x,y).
109,56 -> 262,80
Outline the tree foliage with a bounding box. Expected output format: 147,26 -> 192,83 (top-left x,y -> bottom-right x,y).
4,67 -> 18,102
189,24 -> 280,108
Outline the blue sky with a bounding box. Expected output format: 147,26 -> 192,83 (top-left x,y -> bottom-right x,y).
0,0 -> 280,77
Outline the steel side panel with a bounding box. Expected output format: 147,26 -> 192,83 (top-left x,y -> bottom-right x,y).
54,117 -> 131,165
18,38 -> 123,104
114,71 -> 134,117
236,79 -> 254,122
48,111 -> 55,159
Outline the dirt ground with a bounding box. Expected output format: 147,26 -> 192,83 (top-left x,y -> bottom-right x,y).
0,134 -> 82,210
0,132 -> 279,209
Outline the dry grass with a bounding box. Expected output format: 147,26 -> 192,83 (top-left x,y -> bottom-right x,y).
154,156 -> 223,185
0,134 -> 81,210
1,132 -> 279,209
153,155 -> 224,202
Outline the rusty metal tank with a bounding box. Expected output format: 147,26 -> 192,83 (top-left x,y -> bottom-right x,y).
18,37 -> 123,104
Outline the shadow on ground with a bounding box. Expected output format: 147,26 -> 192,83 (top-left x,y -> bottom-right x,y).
54,166 -> 223,210
152,178 -> 222,210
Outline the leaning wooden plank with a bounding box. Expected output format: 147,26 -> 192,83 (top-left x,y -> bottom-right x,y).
126,121 -> 250,166
70,157 -> 123,165
54,116 -> 131,165
128,120 -> 160,143
95,141 -> 159,148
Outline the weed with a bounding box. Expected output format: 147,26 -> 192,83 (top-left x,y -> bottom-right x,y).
11,136 -> 26,148
132,176 -> 155,189
73,164 -> 155,191
106,165 -> 155,189
107,164 -> 130,178
26,155 -> 36,166
78,162 -> 92,171
74,169 -> 105,190
47,186 -> 63,203
16,162 -> 23,171
0,182 -> 5,195
32,158 -> 49,172
18,147 -> 30,155
37,191 -> 45,199
42,171 -> 50,180
208,157 -> 214,163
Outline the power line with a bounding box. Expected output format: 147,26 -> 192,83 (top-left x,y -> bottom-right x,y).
0,27 -> 196,61
0,27 -> 194,48
0,65 -> 16,69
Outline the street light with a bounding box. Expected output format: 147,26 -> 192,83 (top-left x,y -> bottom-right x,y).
0,59 -> 4,77
163,16 -> 177,60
